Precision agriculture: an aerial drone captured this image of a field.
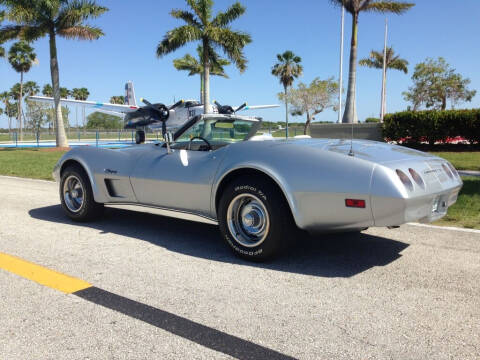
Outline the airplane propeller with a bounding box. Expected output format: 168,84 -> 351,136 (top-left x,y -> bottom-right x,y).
137,98 -> 185,136
214,101 -> 248,115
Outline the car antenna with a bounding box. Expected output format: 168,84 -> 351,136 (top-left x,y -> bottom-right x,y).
348,93 -> 355,157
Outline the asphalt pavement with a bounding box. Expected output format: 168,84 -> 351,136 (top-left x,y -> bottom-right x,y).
0,176 -> 479,359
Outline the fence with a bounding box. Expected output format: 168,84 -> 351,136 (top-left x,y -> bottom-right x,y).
0,129 -> 165,148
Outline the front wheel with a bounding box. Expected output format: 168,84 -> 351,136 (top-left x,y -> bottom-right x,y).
60,165 -> 103,222
218,176 -> 295,261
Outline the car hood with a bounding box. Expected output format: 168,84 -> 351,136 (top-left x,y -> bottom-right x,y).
276,138 -> 436,164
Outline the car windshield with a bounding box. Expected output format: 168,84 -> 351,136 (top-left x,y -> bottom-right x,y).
173,116 -> 260,150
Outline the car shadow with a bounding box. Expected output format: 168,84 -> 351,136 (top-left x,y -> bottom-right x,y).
29,205 -> 409,278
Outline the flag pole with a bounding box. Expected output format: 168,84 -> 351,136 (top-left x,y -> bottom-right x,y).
338,5 -> 345,124
380,17 -> 388,122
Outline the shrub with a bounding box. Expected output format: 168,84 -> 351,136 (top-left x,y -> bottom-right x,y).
365,117 -> 380,123
383,109 -> 480,145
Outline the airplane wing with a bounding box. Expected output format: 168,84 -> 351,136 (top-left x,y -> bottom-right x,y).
27,96 -> 139,114
238,104 -> 280,111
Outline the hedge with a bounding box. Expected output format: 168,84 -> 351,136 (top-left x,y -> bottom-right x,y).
383,109 -> 480,145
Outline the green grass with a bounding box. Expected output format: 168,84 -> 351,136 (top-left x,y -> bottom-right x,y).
0,148 -> 66,180
429,152 -> 480,171
434,177 -> 480,230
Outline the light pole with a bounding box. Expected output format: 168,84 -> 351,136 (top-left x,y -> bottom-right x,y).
338,5 -> 345,124
380,18 -> 388,122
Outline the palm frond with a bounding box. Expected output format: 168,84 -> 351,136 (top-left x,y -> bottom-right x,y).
365,1 -> 414,14
56,0 -> 108,31
185,0 -> 202,19
359,46 -> 409,73
173,54 -> 201,75
170,9 -> 201,27
209,28 -> 251,71
156,25 -> 202,57
0,46 -> 5,58
329,0 -> 357,14
389,58 -> 409,73
57,25 -> 103,40
0,25 -> 23,42
212,2 -> 246,27
197,0 -> 213,24
359,58 -> 379,69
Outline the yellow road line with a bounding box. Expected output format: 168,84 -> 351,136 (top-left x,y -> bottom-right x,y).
0,252 -> 91,294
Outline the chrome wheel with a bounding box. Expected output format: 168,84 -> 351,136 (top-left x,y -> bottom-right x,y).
227,194 -> 270,248
63,175 -> 85,213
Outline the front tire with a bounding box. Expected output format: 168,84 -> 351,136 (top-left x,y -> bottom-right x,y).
60,165 -> 103,222
218,176 -> 295,261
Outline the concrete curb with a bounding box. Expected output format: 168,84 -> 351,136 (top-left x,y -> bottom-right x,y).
407,222 -> 480,234
0,175 -> 55,183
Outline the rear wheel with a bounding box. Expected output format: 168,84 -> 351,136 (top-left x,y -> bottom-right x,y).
135,130 -> 145,144
60,165 -> 103,222
218,176 -> 295,261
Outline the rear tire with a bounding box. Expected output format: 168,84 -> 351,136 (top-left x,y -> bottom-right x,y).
60,165 -> 103,222
135,130 -> 145,144
218,176 -> 295,261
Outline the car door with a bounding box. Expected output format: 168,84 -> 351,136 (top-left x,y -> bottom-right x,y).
130,145 -> 228,218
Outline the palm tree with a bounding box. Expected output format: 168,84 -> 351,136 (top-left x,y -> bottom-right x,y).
42,84 -> 53,97
0,11 -> 5,58
157,0 -> 251,113
330,0 -> 414,123
174,45 -> 230,102
0,91 -> 13,133
359,46 -> 408,117
8,41 -> 37,141
109,96 -> 125,104
272,50 -> 303,138
0,0 -> 108,147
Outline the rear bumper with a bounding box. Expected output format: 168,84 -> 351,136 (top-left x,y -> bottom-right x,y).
372,185 -> 462,226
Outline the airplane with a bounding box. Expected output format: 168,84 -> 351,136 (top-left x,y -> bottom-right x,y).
28,81 -> 279,144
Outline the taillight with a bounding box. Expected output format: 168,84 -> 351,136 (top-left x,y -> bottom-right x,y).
447,163 -> 459,178
345,199 -> 366,208
409,168 -> 425,189
442,164 -> 453,179
396,169 -> 414,191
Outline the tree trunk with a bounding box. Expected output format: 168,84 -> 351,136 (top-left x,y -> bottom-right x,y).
49,32 -> 68,148
441,94 -> 447,111
342,12 -> 359,124
199,74 -> 203,103
202,41 -> 211,114
18,71 -> 24,141
284,85 -> 289,138
304,111 -> 311,135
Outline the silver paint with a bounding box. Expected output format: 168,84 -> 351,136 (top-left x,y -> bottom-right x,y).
52,114 -> 463,233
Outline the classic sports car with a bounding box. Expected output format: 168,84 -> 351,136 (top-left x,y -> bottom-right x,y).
54,114 -> 463,260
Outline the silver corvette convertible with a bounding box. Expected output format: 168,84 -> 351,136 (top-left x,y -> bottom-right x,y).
54,114 -> 463,260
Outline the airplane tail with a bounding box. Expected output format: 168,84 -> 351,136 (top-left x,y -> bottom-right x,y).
125,81 -> 137,107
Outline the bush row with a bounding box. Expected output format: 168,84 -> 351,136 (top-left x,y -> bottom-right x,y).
383,109 -> 480,145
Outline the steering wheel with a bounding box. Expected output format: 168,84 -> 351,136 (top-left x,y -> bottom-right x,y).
187,136 -> 212,151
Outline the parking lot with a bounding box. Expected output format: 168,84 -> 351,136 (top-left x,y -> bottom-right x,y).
0,176 -> 479,359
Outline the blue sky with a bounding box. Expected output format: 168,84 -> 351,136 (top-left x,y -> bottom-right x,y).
1,0 -> 479,128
